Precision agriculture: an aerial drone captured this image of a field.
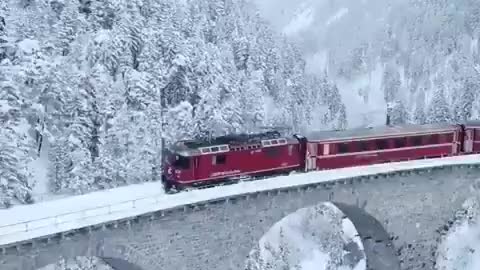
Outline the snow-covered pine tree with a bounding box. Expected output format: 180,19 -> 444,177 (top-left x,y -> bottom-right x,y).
382,62 -> 402,105
453,80 -> 476,122
451,57 -> 479,122
2,0 -> 350,199
0,2 -> 9,63
163,101 -> 194,144
0,13 -> 36,205
0,85 -> 35,206
427,87 -> 451,124
192,71 -> 227,137
163,53 -> 192,107
412,89 -> 427,124
389,100 -> 409,125
322,83 -> 345,129
55,2 -> 84,57
0,124 -> 35,207
238,70 -> 266,133
51,77 -> 99,194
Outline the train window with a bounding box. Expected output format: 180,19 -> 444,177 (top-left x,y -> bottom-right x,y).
338,143 -> 349,154
475,131 -> 480,140
376,139 -> 388,150
439,134 -> 453,143
174,155 -> 190,169
394,138 -> 406,148
322,144 -> 330,155
411,136 -> 423,146
428,135 -> 439,145
212,154 -> 226,165
358,141 -> 369,151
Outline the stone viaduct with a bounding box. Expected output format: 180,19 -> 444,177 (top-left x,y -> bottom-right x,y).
1,164 -> 480,270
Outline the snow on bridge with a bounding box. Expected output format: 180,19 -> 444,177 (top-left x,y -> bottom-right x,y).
1,154 -> 480,247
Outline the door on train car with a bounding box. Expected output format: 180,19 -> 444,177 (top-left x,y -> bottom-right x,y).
452,129 -> 459,154
306,143 -> 317,171
464,129 -> 474,153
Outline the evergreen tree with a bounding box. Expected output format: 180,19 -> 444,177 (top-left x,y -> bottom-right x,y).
427,87 -> 451,124
413,89 -> 427,124
0,0 -> 349,200
389,100 -> 409,125
453,77 -> 478,122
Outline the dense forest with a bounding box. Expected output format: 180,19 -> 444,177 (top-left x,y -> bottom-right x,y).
261,0 -> 480,127
3,0 -> 480,208
0,0 -> 345,206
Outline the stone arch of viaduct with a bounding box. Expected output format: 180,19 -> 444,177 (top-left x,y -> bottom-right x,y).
1,164 -> 480,270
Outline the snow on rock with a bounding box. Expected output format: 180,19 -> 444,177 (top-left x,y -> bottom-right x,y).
283,7 -> 315,36
436,198 -> 480,270
246,202 -> 366,270
341,215 -> 365,252
0,100 -> 13,113
17,39 -> 40,54
93,29 -> 111,44
38,256 -> 113,270
325,7 -> 349,26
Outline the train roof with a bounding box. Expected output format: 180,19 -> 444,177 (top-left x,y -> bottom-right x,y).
169,131 -> 298,157
465,120 -> 480,127
180,131 -> 284,148
305,123 -> 459,142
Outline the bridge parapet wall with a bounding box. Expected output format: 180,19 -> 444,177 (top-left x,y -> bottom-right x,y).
1,155 -> 480,249
1,158 -> 480,270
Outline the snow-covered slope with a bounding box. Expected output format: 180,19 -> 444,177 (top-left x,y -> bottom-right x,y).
256,0 -> 391,127
256,0 -> 480,127
436,198 -> 480,270
1,0 -> 347,205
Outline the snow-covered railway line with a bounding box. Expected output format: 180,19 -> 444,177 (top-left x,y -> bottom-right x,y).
1,155 -> 480,249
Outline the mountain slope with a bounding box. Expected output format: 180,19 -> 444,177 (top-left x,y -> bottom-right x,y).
0,0 -> 345,206
257,0 -> 480,127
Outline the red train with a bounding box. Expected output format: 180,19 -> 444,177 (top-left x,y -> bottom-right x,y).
161,121 -> 480,192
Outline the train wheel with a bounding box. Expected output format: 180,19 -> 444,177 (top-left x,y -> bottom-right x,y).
162,177 -> 178,194
166,186 -> 180,194
164,183 -> 181,194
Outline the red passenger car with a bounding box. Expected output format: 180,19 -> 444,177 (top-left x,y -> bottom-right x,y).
161,120 -> 480,193
162,131 -> 303,190
463,121 -> 480,154
303,123 -> 462,171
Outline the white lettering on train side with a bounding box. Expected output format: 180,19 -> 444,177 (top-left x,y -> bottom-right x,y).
210,170 -> 241,177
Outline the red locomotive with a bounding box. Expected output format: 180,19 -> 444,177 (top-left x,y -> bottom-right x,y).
162,121 -> 480,192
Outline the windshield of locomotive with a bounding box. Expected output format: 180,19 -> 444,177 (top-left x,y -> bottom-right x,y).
4,0 -> 480,269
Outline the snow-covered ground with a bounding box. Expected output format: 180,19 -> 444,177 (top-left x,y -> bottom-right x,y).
246,202 -> 365,270
38,257 -> 112,270
29,142 -> 60,202
436,198 -> 480,270
1,154 -> 480,247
